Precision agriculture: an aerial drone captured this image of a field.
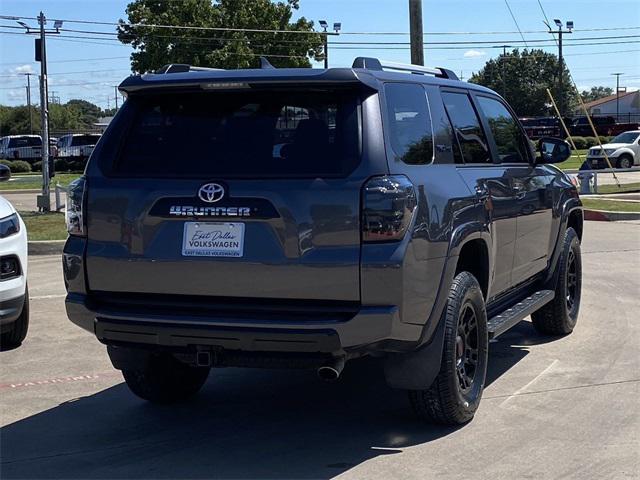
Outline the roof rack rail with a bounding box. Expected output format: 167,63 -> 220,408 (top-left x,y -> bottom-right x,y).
154,64 -> 224,74
352,57 -> 459,81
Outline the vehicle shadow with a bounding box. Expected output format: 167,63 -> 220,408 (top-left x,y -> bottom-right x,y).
1,329 -> 534,479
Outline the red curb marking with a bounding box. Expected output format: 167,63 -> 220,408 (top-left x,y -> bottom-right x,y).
0,372 -> 121,390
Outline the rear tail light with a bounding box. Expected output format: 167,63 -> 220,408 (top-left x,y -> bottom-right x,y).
362,175 -> 417,243
65,176 -> 86,237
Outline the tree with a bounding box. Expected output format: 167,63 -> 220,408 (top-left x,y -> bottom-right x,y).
117,0 -> 324,73
469,49 -> 577,117
580,86 -> 614,103
66,99 -> 102,127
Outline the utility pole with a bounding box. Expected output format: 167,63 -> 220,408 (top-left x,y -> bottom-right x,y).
612,72 -> 624,122
114,86 -> 119,109
23,73 -> 34,134
495,45 -> 511,99
318,20 -> 341,69
548,19 -> 573,117
17,13 -> 62,212
409,0 -> 424,65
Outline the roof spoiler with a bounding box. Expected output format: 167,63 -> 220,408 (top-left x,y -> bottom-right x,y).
352,57 -> 459,80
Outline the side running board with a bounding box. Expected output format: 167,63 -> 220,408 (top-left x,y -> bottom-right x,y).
487,290 -> 555,339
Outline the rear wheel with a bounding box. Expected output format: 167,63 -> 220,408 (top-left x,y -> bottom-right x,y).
532,227 -> 581,335
122,353 -> 210,403
0,286 -> 29,347
409,272 -> 489,425
617,154 -> 633,169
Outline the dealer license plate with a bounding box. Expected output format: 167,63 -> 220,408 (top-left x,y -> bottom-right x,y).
182,222 -> 245,257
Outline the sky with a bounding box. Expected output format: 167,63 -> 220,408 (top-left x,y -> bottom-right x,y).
1,0 -> 639,109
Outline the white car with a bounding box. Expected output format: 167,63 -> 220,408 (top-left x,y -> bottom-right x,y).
587,130 -> 640,169
0,164 -> 29,347
0,135 -> 42,162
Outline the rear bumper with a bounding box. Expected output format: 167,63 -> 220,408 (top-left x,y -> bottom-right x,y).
65,293 -> 423,355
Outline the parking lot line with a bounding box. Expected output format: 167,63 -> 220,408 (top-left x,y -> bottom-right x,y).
499,359 -> 559,407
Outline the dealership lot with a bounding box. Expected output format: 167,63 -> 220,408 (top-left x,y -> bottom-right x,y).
0,220 -> 638,479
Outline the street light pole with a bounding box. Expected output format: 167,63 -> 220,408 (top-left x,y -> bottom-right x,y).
318,20 -> 340,69
548,19 -> 573,117
24,73 -> 33,134
17,13 -> 61,212
612,72 -> 624,122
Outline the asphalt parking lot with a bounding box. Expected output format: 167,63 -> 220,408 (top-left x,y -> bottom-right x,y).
1,220 -> 638,479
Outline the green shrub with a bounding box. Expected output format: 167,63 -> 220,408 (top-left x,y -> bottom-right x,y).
0,159 -> 12,169
584,136 -> 598,148
571,136 -> 587,149
32,161 -> 42,172
600,136 -> 613,144
9,160 -> 31,173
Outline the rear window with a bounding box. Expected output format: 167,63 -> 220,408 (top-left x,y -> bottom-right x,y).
71,135 -> 100,146
115,90 -> 361,178
8,137 -> 41,148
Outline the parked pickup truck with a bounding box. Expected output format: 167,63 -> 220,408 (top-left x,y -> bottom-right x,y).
62,57 -> 584,426
0,135 -> 42,162
569,116 -> 640,137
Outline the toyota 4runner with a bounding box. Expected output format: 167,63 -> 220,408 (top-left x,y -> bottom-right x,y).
63,57 -> 583,425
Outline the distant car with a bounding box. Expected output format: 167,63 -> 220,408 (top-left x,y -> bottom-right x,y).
586,130 -> 640,169
0,164 -> 29,347
0,135 -> 42,162
56,134 -> 101,161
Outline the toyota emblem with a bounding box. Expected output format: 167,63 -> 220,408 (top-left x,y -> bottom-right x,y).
198,183 -> 225,203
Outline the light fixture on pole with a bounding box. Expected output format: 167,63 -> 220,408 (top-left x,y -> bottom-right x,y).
546,18 -> 573,117
318,20 -> 340,69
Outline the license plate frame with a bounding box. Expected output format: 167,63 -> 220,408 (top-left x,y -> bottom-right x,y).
182,221 -> 245,257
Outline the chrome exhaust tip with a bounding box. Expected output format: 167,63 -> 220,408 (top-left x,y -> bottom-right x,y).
317,357 -> 345,381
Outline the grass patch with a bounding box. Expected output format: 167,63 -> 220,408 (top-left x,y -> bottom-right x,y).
596,182 -> 640,194
556,149 -> 589,171
581,199 -> 640,213
19,211 -> 67,241
0,173 -> 81,191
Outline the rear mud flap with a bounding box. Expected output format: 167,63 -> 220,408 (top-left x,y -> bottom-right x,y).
383,312 -> 446,390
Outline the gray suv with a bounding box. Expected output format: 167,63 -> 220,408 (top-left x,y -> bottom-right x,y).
63,57 -> 583,425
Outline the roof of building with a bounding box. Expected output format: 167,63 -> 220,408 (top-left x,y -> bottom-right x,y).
582,90 -> 638,110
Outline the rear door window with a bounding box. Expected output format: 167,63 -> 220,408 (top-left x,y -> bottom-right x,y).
115,90 -> 360,178
442,91 -> 491,164
476,96 -> 530,164
384,83 -> 433,164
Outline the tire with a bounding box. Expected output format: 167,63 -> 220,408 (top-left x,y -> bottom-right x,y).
1,285 -> 29,347
409,272 -> 489,425
122,353 -> 210,404
531,227 -> 581,335
617,154 -> 633,170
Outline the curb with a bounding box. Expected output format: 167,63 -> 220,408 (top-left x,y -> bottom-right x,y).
0,189 -> 42,194
28,240 -> 65,256
583,209 -> 640,222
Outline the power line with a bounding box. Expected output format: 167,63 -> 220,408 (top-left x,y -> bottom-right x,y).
1,14 -> 637,35
503,0 -> 529,48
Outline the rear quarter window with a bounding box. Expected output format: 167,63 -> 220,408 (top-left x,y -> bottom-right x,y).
384,83 -> 433,164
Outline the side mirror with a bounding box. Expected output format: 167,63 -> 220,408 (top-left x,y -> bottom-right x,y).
537,137 -> 571,164
0,164 -> 10,182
